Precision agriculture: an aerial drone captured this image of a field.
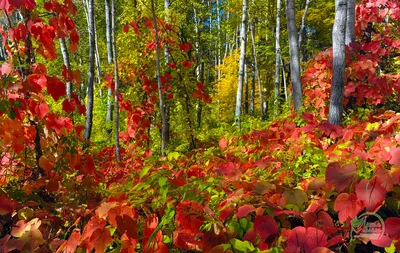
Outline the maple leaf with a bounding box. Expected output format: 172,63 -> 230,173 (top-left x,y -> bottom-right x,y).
9,0 -> 25,8
0,62 -> 12,76
36,102 -> 49,120
389,146 -> 400,167
385,217 -> 400,240
287,227 -> 327,253
325,162 -> 357,192
236,204 -> 256,219
334,193 -> 363,223
46,77 -> 66,101
0,195 -> 18,215
90,227 -> 112,252
183,60 -> 192,68
254,215 -> 278,241
283,189 -> 308,208
356,177 -> 386,212
116,214 -> 138,239
65,230 -> 80,253
219,137 -> 228,150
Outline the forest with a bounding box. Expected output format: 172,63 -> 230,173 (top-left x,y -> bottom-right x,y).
0,0 -> 400,252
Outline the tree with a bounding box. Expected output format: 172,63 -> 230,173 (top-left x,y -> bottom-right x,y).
111,0 -> 121,161
329,0 -> 347,125
235,0 -> 248,127
345,0 -> 355,45
274,0 -> 282,111
84,0 -> 95,142
151,0 -> 168,155
105,0 -> 113,135
286,0 -> 303,111
59,38 -> 72,98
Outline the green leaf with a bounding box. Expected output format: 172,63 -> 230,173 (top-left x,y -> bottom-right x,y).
229,238 -> 256,252
139,166 -> 151,179
158,177 -> 168,187
167,151 -> 180,161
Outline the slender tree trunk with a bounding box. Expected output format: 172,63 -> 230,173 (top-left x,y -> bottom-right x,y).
298,0 -> 311,49
250,67 -> 255,116
329,0 -> 347,125
235,0 -> 248,128
151,0 -> 167,156
59,38 -> 72,98
163,0 -> 171,143
345,0 -> 355,45
274,0 -> 282,110
217,0 -> 221,82
244,64 -> 249,114
281,57 -> 288,103
249,9 -> 263,120
84,0 -> 95,142
286,0 -> 303,111
111,0 -> 121,161
105,0 -> 113,135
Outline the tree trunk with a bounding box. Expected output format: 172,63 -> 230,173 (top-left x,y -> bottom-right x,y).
94,15 -> 102,95
111,0 -> 121,161
345,0 -> 355,45
249,8 -> 263,120
59,37 -> 72,98
105,0 -> 113,135
281,57 -> 288,103
244,64 -> 249,114
250,67 -> 255,116
235,0 -> 248,128
286,0 -> 303,111
163,0 -> 171,143
298,0 -> 311,49
274,0 -> 282,111
329,0 -> 347,125
84,0 -> 95,142
151,0 -> 168,156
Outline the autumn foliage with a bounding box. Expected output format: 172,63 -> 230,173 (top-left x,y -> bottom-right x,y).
0,0 -> 400,252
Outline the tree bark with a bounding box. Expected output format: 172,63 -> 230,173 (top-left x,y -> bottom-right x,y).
235,0 -> 248,128
250,66 -> 255,116
105,0 -> 113,135
151,0 -> 168,156
59,37 -> 72,98
345,0 -> 355,45
329,0 -> 347,125
249,9 -> 263,120
244,64 -> 249,114
274,0 -> 282,111
84,0 -> 95,142
298,0 -> 311,49
111,0 -> 121,161
286,0 -> 303,111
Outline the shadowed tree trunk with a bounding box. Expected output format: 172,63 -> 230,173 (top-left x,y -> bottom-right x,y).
151,0 -> 167,156
286,0 -> 303,111
235,0 -> 248,128
249,3 -> 263,120
329,0 -> 347,125
105,0 -> 113,135
59,38 -> 72,98
345,0 -> 355,45
298,0 -> 311,49
84,0 -> 95,142
111,0 -> 120,161
274,0 -> 282,112
250,66 -> 255,116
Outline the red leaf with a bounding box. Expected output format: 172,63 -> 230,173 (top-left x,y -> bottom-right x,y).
371,235 -> 392,248
37,102 -> 49,120
65,230 -> 80,253
334,193 -> 363,223
83,155 -> 95,175
386,217 -> 400,240
47,77 -> 66,101
9,0 -> 25,8
179,43 -> 192,53
116,214 -> 138,239
62,99 -> 76,114
217,161 -> 235,175
219,137 -> 228,149
90,227 -> 112,252
389,146 -> 400,166
1,62 -> 12,76
326,162 -> 357,192
0,195 -> 17,215
182,60 -> 192,68
311,248 -> 335,253
288,227 -> 327,253
236,204 -> 256,218
123,25 -> 129,33
46,113 -> 73,134
356,177 -> 386,212
254,215 -> 278,241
